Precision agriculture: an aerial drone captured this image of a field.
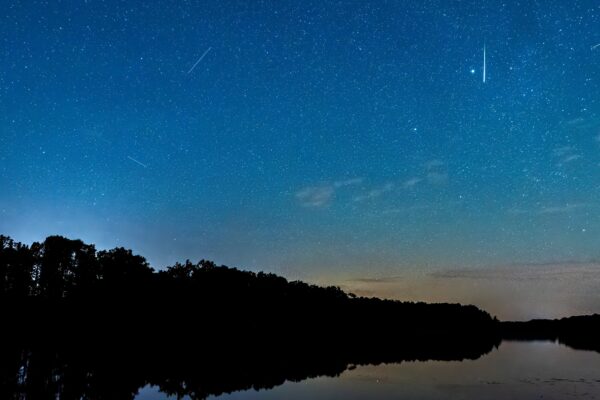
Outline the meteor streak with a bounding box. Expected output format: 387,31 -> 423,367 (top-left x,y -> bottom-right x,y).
127,156 -> 147,168
187,47 -> 212,74
483,43 -> 486,83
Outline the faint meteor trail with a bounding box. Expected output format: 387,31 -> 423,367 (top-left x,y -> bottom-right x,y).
187,47 -> 212,74
592,43 -> 600,50
483,43 -> 486,83
127,156 -> 147,168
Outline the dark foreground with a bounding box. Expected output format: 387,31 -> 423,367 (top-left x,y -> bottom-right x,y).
2,315 -> 600,400
1,235 -> 599,399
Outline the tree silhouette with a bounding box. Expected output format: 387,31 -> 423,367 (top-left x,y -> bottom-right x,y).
97,247 -> 154,290
31,236 -> 98,299
0,235 -> 34,298
0,233 -> 598,399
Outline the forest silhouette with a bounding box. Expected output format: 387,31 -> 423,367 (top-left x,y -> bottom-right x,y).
1,234 -> 599,399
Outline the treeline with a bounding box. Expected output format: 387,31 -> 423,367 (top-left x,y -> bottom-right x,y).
501,314 -> 600,352
1,234 -> 599,399
0,234 -> 160,299
0,234 -> 503,399
0,234 -> 498,346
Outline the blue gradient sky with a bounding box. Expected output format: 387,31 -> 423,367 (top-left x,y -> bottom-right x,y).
1,1 -> 599,318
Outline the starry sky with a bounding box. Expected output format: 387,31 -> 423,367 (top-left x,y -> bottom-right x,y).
1,0 -> 599,319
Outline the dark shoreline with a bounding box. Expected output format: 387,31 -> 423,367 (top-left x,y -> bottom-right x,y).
1,234 -> 599,399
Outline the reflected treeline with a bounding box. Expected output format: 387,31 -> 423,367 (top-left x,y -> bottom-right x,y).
0,234 -> 597,399
501,314 -> 600,352
0,335 -> 500,400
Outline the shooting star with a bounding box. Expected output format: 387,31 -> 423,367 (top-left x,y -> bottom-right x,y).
483,42 -> 486,83
592,43 -> 600,51
187,46 -> 212,74
127,156 -> 147,168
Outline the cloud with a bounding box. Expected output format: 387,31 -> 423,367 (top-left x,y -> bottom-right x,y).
333,177 -> 364,188
553,146 -> 574,156
566,117 -> 585,126
425,159 -> 445,169
553,145 -> 581,165
562,154 -> 582,163
423,160 -> 448,184
377,200 -> 467,216
347,276 -> 402,284
352,160 -> 449,203
563,116 -> 600,131
507,203 -> 590,216
426,171 -> 448,184
402,177 -> 422,188
379,204 -> 442,215
295,186 -> 335,208
296,177 -> 363,208
506,208 -> 529,215
340,262 -> 600,320
298,161 -> 451,208
428,261 -> 600,281
353,183 -> 395,202
538,203 -> 588,214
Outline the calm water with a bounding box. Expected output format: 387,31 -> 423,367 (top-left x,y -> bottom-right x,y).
137,341 -> 600,400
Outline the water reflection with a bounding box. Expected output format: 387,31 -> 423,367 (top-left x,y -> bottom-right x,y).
183,342 -> 600,400
0,334 -> 499,400
3,338 -> 599,399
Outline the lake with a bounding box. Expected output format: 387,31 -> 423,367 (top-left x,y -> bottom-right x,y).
137,341 -> 600,399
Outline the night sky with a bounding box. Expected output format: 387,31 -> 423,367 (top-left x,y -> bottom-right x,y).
1,1 -> 599,319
